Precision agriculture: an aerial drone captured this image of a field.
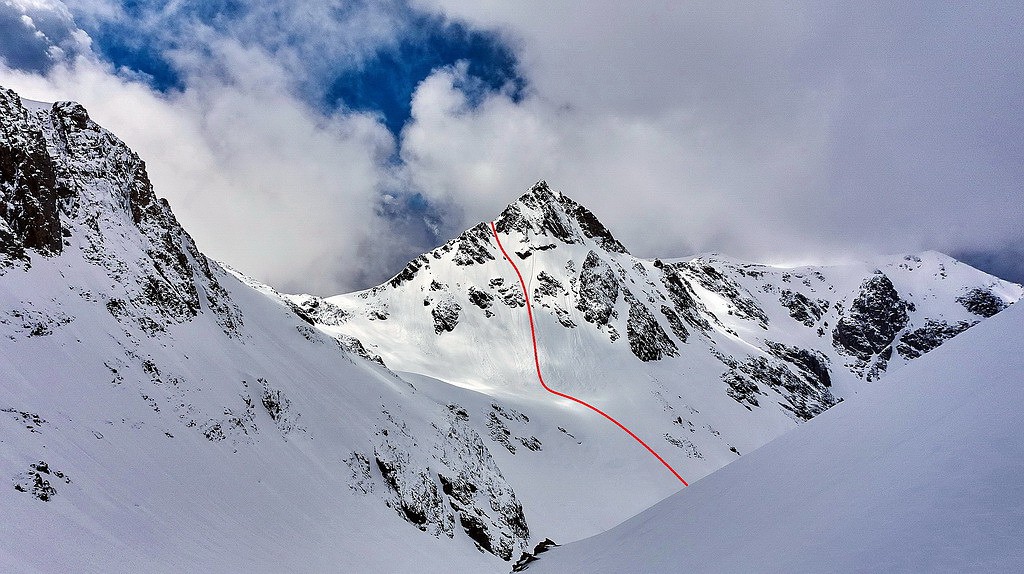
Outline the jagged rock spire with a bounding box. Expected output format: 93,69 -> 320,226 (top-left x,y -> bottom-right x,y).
0,87 -> 64,260
495,180 -> 627,254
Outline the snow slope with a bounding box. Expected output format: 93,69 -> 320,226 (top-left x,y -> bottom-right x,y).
0,86 -> 530,572
1,83 -> 1020,573
524,295 -> 1024,573
300,182 -> 1021,539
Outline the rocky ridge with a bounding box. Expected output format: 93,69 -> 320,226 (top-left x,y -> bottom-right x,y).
307,182 -> 1022,493
0,87 -> 532,570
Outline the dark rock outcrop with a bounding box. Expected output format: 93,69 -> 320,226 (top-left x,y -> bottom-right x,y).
779,289 -> 828,327
468,286 -> 494,311
436,223 -> 496,266
681,261 -> 769,328
655,261 -> 714,334
533,271 -> 575,327
495,181 -> 627,254
512,538 -> 559,572
431,298 -> 461,334
0,88 -> 65,264
717,350 -> 837,421
833,273 -> 909,362
659,305 -> 689,343
625,292 -> 677,361
388,254 -> 430,288
957,287 -> 1008,318
0,87 -> 242,335
764,341 -> 832,388
897,320 -> 974,359
13,460 -> 70,501
575,251 -> 619,329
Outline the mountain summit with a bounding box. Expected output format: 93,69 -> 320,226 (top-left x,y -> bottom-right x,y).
495,181 -> 628,254
297,176 -> 1021,535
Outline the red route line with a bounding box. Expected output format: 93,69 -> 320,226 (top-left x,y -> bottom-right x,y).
490,221 -> 688,487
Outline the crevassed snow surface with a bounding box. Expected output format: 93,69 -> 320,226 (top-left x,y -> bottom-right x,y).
526,301 -> 1024,573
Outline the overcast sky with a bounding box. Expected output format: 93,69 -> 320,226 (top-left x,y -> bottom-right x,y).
1,1 -> 1021,294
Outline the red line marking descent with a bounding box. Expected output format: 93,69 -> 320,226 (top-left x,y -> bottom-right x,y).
490,221 -> 688,486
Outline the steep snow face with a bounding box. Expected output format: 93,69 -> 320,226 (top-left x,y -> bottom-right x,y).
304,182 -> 1021,510
0,87 -> 531,573
523,294 -> 1024,574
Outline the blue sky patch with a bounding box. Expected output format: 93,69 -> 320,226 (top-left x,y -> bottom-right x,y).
74,1 -> 524,135
325,13 -> 524,134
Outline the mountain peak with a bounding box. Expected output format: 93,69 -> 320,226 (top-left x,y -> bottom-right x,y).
0,85 -> 241,333
495,181 -> 627,254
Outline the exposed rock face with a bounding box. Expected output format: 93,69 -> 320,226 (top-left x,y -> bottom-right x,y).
682,261 -> 769,329
432,297 -> 461,334
0,87 -> 241,335
290,295 -> 349,326
957,287 -> 1008,318
435,406 -> 529,560
494,277 -> 525,308
495,181 -> 627,254
833,273 -> 910,362
533,271 -> 575,328
764,341 -> 832,389
575,251 -> 619,329
438,222 -> 496,266
389,254 -> 430,288
487,404 -> 541,455
13,461 -> 70,502
624,292 -> 677,361
897,320 -> 975,359
659,305 -> 689,343
512,538 -> 559,572
717,351 -> 837,421
0,89 -> 65,263
369,405 -> 530,561
655,261 -> 713,335
467,286 -> 494,308
780,289 -> 828,327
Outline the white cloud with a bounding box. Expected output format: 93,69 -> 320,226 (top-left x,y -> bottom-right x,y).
5,0 -> 1023,292
2,46 -> 396,295
403,1 -> 1024,271
399,40 -> 836,262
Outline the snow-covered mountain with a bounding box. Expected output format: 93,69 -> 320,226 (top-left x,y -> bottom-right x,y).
296,181 -> 1021,523
521,284 -> 1024,573
1,85 -> 1019,572
0,86 -> 531,572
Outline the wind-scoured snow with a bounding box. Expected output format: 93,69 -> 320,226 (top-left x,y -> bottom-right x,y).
525,300 -> 1024,573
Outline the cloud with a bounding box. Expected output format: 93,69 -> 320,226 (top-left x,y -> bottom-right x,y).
0,0 -> 91,70
402,1 -> 1024,275
0,0 -> 523,294
2,44 -> 397,295
4,0 -> 1023,294
397,5 -> 835,260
